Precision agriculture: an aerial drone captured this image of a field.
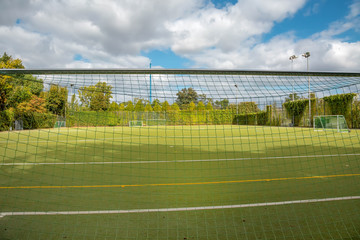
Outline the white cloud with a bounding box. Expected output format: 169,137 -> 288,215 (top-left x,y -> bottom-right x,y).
166,0 -> 360,72
0,0 -> 359,72
168,0 -> 306,54
0,0 -> 204,68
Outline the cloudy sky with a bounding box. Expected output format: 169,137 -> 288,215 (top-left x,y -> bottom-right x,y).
0,0 -> 359,71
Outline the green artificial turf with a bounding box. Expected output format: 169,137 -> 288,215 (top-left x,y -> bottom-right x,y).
0,125 -> 359,239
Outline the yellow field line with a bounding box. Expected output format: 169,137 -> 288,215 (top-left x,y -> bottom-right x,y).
1,173 -> 359,189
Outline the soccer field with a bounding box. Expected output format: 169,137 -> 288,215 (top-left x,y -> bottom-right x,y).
1,125 -> 360,239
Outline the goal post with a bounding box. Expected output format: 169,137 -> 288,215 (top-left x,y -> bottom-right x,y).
54,121 -> 66,128
54,116 -> 66,128
313,115 -> 349,132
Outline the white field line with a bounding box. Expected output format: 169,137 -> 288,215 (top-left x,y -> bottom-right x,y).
0,134 -> 358,145
1,196 -> 359,218
1,153 -> 360,166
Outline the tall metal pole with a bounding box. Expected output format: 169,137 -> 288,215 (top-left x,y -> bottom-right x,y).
302,52 -> 311,126
289,55 -> 297,126
234,84 -> 239,115
149,61 -> 152,103
289,55 -> 297,101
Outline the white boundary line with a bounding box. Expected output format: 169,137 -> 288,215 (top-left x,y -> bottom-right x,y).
0,133 -> 357,144
2,153 -> 360,166
1,196 -> 359,218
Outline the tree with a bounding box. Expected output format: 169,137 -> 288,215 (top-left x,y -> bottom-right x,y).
0,52 -> 24,69
7,86 -> 32,108
206,102 -> 213,111
134,99 -> 145,112
153,102 -> 162,112
238,102 -> 259,114
0,52 -> 25,111
109,102 -> 120,111
22,75 -> 44,96
197,101 -> 205,111
176,88 -> 198,108
8,74 -> 44,97
78,82 -> 112,111
17,95 -> 47,114
45,85 -> 68,116
125,101 -> 134,111
90,82 -> 113,111
78,85 -> 94,109
162,100 -> 171,112
215,99 -> 229,109
171,102 -> 180,112
188,101 -> 196,111
119,103 -> 125,111
68,94 -> 80,111
151,99 -> 161,108
0,78 -> 13,111
199,94 -> 212,105
0,52 -> 11,63
285,93 -> 300,103
144,103 -> 153,112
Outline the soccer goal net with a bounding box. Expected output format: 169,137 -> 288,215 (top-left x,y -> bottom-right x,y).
54,121 -> 66,128
314,115 -> 350,132
0,69 -> 359,240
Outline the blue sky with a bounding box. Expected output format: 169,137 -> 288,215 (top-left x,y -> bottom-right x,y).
264,0 -> 353,40
144,0 -> 360,69
0,0 -> 359,71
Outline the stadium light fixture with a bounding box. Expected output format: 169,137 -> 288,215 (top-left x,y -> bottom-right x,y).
302,52 -> 311,126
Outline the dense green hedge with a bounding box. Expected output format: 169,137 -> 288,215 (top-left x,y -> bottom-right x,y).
66,110 -> 237,126
67,110 -> 273,128
323,93 -> 356,127
283,99 -> 309,126
0,112 -> 57,131
257,111 -> 267,125
20,112 -> 57,129
233,111 -> 268,126
0,111 -> 12,131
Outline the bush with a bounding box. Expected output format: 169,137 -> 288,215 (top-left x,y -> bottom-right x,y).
256,111 -> 267,125
233,113 -> 257,125
15,112 -> 57,129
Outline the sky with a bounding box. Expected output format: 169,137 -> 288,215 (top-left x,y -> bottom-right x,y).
0,0 -> 359,72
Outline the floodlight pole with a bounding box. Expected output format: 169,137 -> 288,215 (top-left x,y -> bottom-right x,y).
302,52 -> 311,126
234,84 -> 239,115
289,55 -> 297,126
149,61 -> 152,103
289,55 -> 297,101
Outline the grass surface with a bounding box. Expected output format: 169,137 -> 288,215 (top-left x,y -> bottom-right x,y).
0,125 -> 360,239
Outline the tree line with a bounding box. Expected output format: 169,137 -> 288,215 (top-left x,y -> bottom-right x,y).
1,52 -> 360,130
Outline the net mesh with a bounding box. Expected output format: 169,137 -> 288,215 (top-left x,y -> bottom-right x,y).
0,69 -> 360,239
314,115 -> 349,132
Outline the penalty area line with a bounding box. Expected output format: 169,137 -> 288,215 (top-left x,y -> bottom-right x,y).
1,196 -> 359,218
2,153 -> 360,166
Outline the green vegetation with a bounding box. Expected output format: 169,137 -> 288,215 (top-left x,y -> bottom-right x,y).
78,82 -> 113,111
1,53 -> 360,132
176,87 -> 198,109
